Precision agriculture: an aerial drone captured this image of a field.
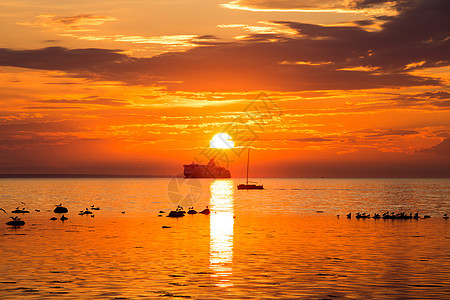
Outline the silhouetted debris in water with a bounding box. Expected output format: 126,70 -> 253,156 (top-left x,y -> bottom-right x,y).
162,226 -> 171,228
6,216 -> 25,226
0,208 -> 6,214
60,215 -> 68,221
54,204 -> 68,214
50,217 -> 57,220
79,209 -> 93,215
444,213 -> 449,219
159,211 -> 165,213
11,207 -> 30,213
90,205 -> 100,210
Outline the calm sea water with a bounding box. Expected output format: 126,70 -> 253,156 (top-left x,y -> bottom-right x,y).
0,178 -> 449,299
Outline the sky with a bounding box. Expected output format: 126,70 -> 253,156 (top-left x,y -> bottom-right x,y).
0,0 -> 449,177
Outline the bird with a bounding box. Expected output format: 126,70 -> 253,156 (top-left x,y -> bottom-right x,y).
199,206 -> 210,215
346,212 -> 351,219
187,207 -> 198,214
443,213 -> 449,219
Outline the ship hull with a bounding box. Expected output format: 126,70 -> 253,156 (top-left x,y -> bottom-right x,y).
237,184 -> 263,190
183,159 -> 231,178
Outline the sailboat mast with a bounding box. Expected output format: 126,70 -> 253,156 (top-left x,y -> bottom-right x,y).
246,148 -> 250,185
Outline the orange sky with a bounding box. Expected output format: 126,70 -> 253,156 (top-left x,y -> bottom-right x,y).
0,0 -> 449,177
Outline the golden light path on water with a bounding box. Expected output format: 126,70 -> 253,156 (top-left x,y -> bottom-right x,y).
209,180 -> 234,287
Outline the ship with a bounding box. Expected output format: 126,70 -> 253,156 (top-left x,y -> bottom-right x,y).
183,159 -> 231,178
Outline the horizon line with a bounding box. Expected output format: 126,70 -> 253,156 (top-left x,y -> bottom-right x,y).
0,174 -> 448,179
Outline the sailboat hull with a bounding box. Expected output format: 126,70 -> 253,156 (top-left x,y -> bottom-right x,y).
237,184 -> 263,190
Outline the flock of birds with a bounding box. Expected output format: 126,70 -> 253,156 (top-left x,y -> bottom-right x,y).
2,203 -> 211,227
160,205 -> 211,218
1,203 -> 102,227
340,212 -> 449,220
3,203 -> 449,227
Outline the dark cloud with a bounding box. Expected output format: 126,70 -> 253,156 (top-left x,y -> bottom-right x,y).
353,19 -> 376,26
366,129 -> 419,137
351,0 -> 415,10
0,0 -> 447,92
0,47 -> 127,71
419,138 -> 450,156
416,91 -> 450,99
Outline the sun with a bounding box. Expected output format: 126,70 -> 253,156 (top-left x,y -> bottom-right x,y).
210,133 -> 234,149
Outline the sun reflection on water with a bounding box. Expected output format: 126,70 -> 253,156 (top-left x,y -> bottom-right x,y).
209,180 -> 234,287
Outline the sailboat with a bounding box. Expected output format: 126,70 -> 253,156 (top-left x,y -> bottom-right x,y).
237,149 -> 263,190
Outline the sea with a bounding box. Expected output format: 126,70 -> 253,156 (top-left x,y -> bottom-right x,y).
0,178 -> 449,299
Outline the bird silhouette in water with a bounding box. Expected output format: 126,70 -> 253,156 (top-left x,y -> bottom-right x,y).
200,206 -> 210,215
187,207 -> 198,214
444,213 -> 449,219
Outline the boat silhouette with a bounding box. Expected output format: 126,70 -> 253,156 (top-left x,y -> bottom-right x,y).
183,159 -> 231,178
237,149 -> 263,190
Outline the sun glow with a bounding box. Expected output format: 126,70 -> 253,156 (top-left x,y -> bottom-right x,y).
210,133 -> 234,149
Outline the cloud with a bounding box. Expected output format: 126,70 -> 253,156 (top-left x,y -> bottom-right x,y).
294,137 -> 333,142
1,0 -> 448,92
18,14 -> 117,32
221,0 -> 405,14
37,97 -> 130,107
365,129 -> 419,137
416,91 -> 450,99
221,0 -> 356,12
419,138 -> 450,156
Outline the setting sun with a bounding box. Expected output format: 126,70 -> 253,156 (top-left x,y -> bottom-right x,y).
210,133 -> 235,149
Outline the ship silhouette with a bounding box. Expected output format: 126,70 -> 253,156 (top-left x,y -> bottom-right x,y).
183,159 -> 231,178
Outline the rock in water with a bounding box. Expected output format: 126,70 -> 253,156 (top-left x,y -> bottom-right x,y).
6,216 -> 25,226
168,210 -> 185,218
54,205 -> 68,213
200,208 -> 210,215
